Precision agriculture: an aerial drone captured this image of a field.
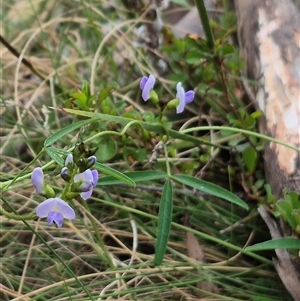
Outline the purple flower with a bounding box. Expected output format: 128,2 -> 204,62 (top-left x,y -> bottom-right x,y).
31,167 -> 45,194
176,82 -> 195,114
74,169 -> 98,200
36,197 -> 75,227
140,75 -> 156,101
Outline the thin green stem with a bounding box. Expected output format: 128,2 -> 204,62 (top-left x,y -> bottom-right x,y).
194,0 -> 215,50
0,205 -> 36,220
181,125 -> 300,152
81,201 -> 115,269
163,143 -> 172,177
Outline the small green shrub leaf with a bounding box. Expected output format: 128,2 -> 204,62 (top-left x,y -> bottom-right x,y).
154,179 -> 173,265
172,174 -> 248,209
245,238 -> 300,252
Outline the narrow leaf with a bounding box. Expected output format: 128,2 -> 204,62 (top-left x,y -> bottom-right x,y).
94,162 -> 135,187
245,238 -> 300,252
173,174 -> 248,210
98,170 -> 167,186
97,83 -> 119,104
60,109 -> 216,147
45,147 -> 64,166
154,179 -> 173,265
44,118 -> 98,147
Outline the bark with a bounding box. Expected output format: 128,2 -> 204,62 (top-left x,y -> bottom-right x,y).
235,1 -> 300,299
235,0 -> 300,196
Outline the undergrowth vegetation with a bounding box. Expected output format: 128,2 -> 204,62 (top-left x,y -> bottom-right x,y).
1,0 -> 298,300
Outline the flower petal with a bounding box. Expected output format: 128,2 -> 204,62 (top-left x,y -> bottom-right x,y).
31,167 -> 44,194
176,82 -> 185,114
140,76 -> 148,90
74,169 -> 94,191
91,170 -> 99,186
55,199 -> 76,219
184,90 -> 195,104
80,190 -> 93,201
36,197 -> 75,220
47,211 -> 64,227
141,75 -> 156,101
36,198 -> 55,218
74,169 -> 93,183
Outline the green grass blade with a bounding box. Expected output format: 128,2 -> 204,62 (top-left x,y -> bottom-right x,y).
172,174 -> 248,210
245,238 -> 300,251
154,179 -> 173,265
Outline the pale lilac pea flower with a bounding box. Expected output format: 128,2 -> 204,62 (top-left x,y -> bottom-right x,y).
140,75 -> 156,101
31,167 -> 44,194
74,169 -> 98,200
176,82 -> 195,114
36,197 -> 75,227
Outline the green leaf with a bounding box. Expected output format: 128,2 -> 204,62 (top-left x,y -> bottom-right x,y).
98,170 -> 167,186
186,49 -> 202,64
44,118 -> 98,147
45,147 -> 65,166
97,82 -> 119,105
251,110 -> 263,120
154,179 -> 173,265
94,162 -> 135,187
172,174 -> 248,210
61,109 -> 216,148
276,199 -> 293,223
95,135 -> 117,162
242,146 -> 258,173
71,92 -> 88,110
245,238 -> 300,252
217,44 -> 235,56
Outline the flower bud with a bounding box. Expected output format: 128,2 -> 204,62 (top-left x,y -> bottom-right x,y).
149,90 -> 159,105
61,167 -> 71,182
86,155 -> 97,168
73,142 -> 86,162
65,154 -> 73,168
77,158 -> 86,172
166,98 -> 179,110
44,184 -> 56,198
31,167 -> 45,195
77,156 -> 97,172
